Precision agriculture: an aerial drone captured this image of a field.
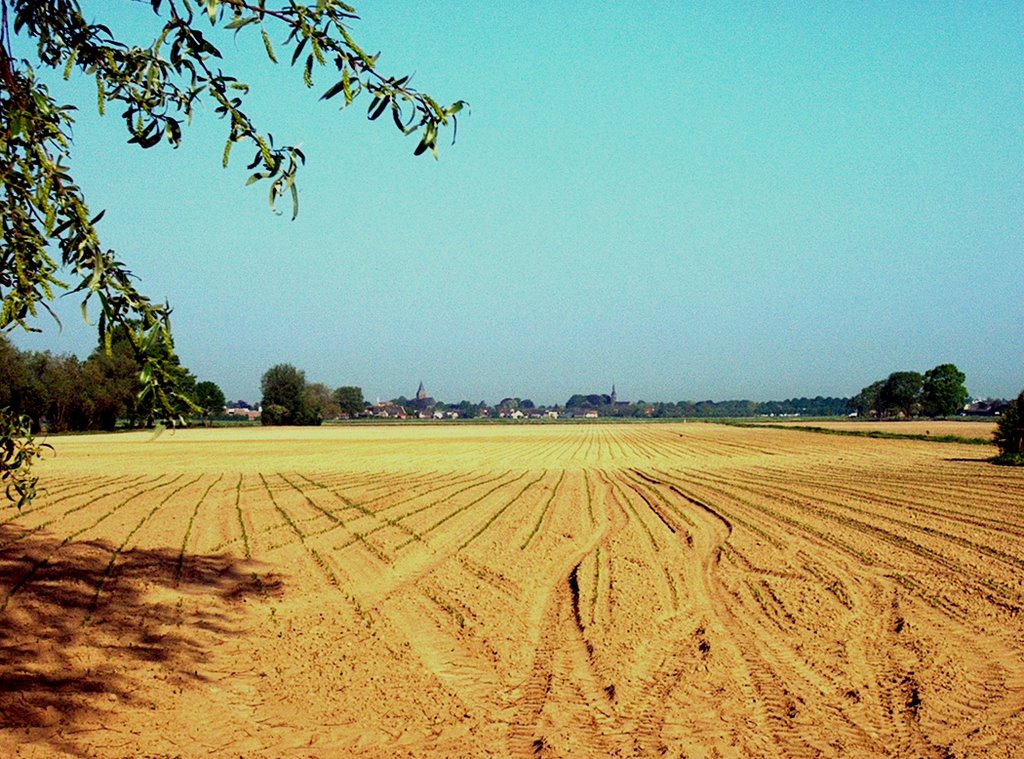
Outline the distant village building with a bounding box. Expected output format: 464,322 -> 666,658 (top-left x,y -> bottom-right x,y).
564,385 -> 632,418
224,407 -> 260,421
370,404 -> 407,419
408,381 -> 436,412
964,399 -> 1010,416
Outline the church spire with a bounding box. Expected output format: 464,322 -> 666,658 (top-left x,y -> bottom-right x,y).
416,381 -> 427,401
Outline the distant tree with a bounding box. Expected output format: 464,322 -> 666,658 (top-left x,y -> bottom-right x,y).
303,382 -> 338,423
260,404 -> 290,427
879,371 -> 923,418
921,364 -> 968,417
994,389 -> 1024,464
851,380 -> 885,418
31,352 -> 89,432
83,324 -> 196,428
334,386 -> 365,418
0,335 -> 32,418
194,381 -> 226,426
260,364 -> 306,425
84,332 -> 143,428
453,400 -> 477,418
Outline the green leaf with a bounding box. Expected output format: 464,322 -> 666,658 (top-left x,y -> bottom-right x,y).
321,79 -> 347,101
342,68 -> 353,104
165,119 -> 182,145
291,36 -> 309,66
225,16 -> 258,31
368,95 -> 389,121
261,27 -> 278,63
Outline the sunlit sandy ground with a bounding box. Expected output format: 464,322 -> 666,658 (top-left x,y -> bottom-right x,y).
2,423 -> 1022,757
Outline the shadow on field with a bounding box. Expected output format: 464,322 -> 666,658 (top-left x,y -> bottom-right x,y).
0,524 -> 282,755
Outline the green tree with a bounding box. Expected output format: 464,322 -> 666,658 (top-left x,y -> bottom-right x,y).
302,382 -> 337,424
260,363 -> 306,425
259,403 -> 289,426
0,334 -> 31,417
84,324 -> 195,428
2,0 -> 463,503
921,363 -> 968,417
83,331 -> 139,429
47,354 -> 95,432
333,385 -> 364,418
879,371 -> 923,418
994,389 -> 1024,464
194,380 -> 226,426
851,380 -> 885,418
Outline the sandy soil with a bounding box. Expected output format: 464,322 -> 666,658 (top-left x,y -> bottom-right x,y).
2,423 -> 1023,757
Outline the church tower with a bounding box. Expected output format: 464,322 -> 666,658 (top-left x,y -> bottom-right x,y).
611,384 -> 617,405
416,381 -> 427,401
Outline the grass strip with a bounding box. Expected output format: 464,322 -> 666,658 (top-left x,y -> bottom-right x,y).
721,421 -> 993,446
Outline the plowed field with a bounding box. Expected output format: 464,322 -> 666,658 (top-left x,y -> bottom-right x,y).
2,423 -> 1023,757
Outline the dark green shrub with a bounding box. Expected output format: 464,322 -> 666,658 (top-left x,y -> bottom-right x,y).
994,389 -> 1024,465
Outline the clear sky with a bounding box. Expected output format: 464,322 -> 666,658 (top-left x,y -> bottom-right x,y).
11,1 -> 1024,406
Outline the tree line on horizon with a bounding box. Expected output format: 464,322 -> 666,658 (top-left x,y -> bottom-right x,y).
562,395 -> 851,419
252,361 -> 1020,426
0,333 -> 225,432
257,364 -> 854,423
1,349 -> 1002,432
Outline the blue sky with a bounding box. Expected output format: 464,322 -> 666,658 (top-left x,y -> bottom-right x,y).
11,1 -> 1024,405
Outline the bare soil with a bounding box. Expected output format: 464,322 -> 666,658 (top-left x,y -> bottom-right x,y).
2,423 -> 1022,757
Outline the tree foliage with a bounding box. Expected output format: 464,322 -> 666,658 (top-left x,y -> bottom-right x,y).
304,382 -> 338,422
878,371 -> 923,419
1,0 -> 463,503
260,362 -> 306,425
0,332 -> 216,433
194,380 -> 225,425
0,407 -> 49,508
854,364 -> 967,419
849,380 -> 883,418
333,385 -> 363,417
994,389 -> 1024,464
921,363 -> 968,417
